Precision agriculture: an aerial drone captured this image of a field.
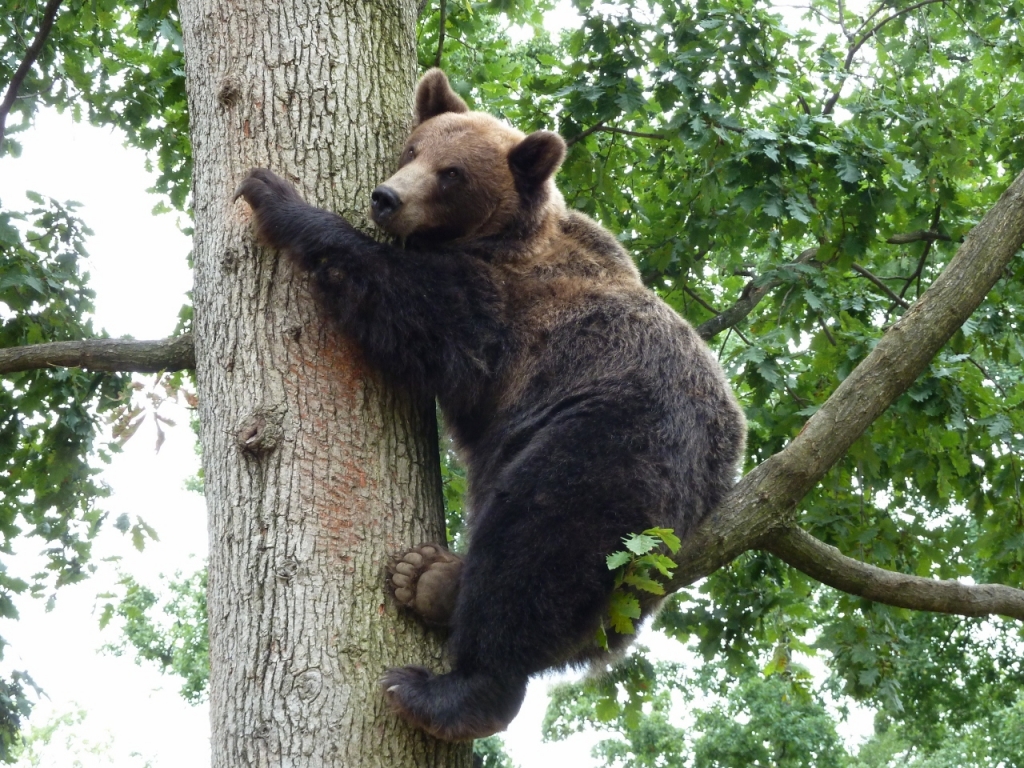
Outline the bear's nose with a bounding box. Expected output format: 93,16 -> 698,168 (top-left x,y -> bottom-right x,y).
370,185 -> 402,222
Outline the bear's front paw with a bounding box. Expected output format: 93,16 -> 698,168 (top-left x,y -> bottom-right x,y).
386,544 -> 463,628
234,168 -> 306,248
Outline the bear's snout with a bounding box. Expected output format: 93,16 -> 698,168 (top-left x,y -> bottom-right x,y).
371,185 -> 402,223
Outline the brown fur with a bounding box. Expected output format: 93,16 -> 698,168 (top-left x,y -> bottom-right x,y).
234,68 -> 746,742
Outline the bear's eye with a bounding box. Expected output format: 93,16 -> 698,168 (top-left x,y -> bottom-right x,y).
442,167 -> 461,180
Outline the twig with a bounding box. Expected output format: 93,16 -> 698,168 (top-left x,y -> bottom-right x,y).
682,285 -> 720,316
837,0 -> 851,38
566,122 -> 667,148
852,262 -> 910,308
0,0 -> 65,152
899,205 -> 944,301
433,0 -> 447,69
817,317 -> 836,345
886,229 -> 952,244
966,355 -> 1009,398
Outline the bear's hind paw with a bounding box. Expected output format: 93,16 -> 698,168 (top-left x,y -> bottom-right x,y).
386,544 -> 462,628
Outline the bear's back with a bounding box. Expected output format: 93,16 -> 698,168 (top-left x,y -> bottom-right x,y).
454,209 -> 746,534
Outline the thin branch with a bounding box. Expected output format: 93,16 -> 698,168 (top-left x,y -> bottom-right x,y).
851,1 -> 890,40
837,0 -> 851,38
822,0 -> 947,115
852,262 -> 910,307
433,0 -> 447,69
848,0 -> 947,67
900,206 -> 944,300
695,247 -> 818,340
566,122 -> 667,148
601,126 -> 667,141
0,335 -> 195,375
565,121 -> 607,148
762,526 -> 1024,620
682,285 -> 720,316
966,355 -> 1009,398
886,229 -> 953,244
0,0 -> 64,152
817,316 -> 836,345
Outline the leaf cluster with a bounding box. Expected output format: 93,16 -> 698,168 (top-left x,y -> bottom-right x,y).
0,195 -> 133,760
98,567 -> 209,705
1,0 -> 191,208
602,528 -> 681,644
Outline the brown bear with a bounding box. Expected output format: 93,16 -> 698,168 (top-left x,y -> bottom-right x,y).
235,69 -> 746,742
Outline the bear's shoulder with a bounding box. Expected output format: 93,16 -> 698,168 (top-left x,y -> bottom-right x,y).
484,208 -> 642,290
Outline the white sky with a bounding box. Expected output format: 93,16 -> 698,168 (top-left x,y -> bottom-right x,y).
0,109 -> 209,766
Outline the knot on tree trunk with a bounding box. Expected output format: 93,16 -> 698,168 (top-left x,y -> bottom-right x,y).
235,406 -> 285,455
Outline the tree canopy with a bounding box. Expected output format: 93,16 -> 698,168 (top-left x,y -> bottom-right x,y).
2,0 -> 1023,765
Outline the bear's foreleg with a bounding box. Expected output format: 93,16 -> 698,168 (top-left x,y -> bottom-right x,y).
235,168 -> 508,401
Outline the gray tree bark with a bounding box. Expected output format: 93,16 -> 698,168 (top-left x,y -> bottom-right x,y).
177,2 -> 472,765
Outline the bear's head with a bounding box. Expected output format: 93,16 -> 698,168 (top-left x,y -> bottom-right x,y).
370,69 -> 566,244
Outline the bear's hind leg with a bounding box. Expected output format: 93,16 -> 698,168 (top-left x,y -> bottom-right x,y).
387,544 -> 463,628
382,666 -> 527,741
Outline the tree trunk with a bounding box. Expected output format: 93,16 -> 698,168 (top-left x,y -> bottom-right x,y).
177,2 -> 472,765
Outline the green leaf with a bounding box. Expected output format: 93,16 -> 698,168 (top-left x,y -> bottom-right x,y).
836,154 -> 861,183
609,592 -> 641,635
595,697 -> 619,722
623,534 -> 659,555
644,527 -> 681,553
606,551 -> 631,570
623,573 -> 666,595
636,553 -> 677,578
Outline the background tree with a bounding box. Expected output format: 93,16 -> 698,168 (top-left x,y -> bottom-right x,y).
2,0 -> 1024,766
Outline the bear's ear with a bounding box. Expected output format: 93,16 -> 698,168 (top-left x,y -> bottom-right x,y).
508,131 -> 566,193
415,69 -> 469,125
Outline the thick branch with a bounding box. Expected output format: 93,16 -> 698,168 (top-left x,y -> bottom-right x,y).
0,335 -> 195,374
762,526 -> 1024,620
662,166 -> 1024,619
0,0 -> 64,151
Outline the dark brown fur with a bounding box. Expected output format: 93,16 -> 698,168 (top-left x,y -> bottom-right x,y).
235,69 -> 746,742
